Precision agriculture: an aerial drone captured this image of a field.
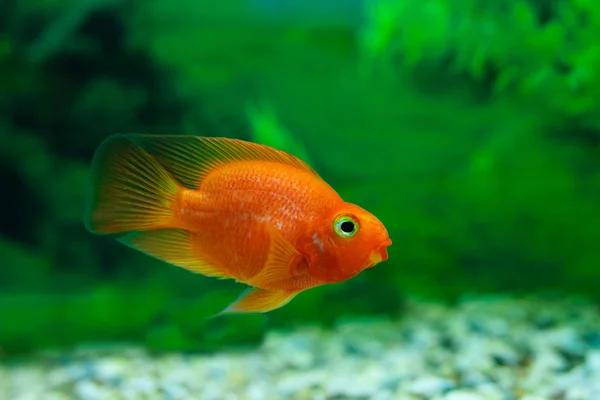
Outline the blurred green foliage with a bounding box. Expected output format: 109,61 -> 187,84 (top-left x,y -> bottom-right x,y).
1,0 -> 599,356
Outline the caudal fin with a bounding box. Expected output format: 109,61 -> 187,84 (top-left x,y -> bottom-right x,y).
84,134 -> 181,235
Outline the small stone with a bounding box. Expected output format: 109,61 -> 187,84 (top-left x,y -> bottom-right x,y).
460,370 -> 489,387
535,327 -> 585,355
42,393 -> 73,400
370,389 -> 395,400
585,350 -> 600,371
162,383 -> 188,399
4,295 -> 600,400
197,383 -> 224,400
475,383 -> 504,400
488,339 -> 519,366
120,386 -> 143,400
263,331 -> 316,370
324,369 -> 383,398
126,375 -> 157,395
94,358 -> 126,385
525,349 -> 567,388
47,368 -> 72,387
64,362 -> 94,381
485,317 -> 510,337
564,386 -> 592,400
74,381 -> 105,400
408,376 -> 455,396
393,394 -> 422,400
442,390 -> 486,400
276,371 -> 322,397
455,338 -> 495,373
245,382 -> 269,400
383,348 -> 426,376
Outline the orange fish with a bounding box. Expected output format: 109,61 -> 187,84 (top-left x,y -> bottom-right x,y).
84,134 -> 392,314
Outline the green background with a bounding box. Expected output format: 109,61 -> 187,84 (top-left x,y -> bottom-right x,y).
1,0 -> 600,356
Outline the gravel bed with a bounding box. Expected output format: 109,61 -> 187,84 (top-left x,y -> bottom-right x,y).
2,295 -> 600,400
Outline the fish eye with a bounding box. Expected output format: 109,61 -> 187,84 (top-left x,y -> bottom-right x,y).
334,215 -> 359,238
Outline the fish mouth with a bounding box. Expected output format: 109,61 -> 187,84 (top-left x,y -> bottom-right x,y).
366,238 -> 392,267
377,238 -> 391,261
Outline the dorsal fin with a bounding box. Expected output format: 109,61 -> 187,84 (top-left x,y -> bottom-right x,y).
117,134 -> 318,189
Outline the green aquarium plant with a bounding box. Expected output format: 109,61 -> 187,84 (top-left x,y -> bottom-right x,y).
0,0 -> 599,358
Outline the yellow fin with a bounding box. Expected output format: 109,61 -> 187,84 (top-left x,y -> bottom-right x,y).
119,229 -> 229,279
120,134 -> 318,189
219,287 -> 300,314
84,135 -> 180,235
247,224 -> 301,288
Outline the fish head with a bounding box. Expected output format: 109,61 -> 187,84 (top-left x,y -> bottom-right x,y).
307,202 -> 391,283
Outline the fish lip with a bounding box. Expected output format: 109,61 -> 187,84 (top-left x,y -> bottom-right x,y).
378,246 -> 389,262
379,238 -> 392,261
366,238 -> 392,267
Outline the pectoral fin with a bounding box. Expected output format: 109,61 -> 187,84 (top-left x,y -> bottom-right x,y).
247,224 -> 302,288
219,287 -> 300,314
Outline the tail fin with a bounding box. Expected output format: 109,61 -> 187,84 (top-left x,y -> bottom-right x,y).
84,135 -> 181,235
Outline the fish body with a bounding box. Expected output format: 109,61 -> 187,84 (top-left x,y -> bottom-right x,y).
176,161 -> 334,286
84,134 -> 391,314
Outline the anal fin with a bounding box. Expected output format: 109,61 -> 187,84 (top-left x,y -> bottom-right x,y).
119,228 -> 229,279
218,287 -> 300,314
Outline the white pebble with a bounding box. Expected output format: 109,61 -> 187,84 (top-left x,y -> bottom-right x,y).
408,376 -> 455,396
3,296 -> 600,400
74,381 -> 105,400
94,359 -> 126,383
443,390 -> 486,400
585,350 -> 600,371
162,383 -> 188,399
126,376 -> 156,395
276,370 -> 322,396
325,373 -> 381,398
